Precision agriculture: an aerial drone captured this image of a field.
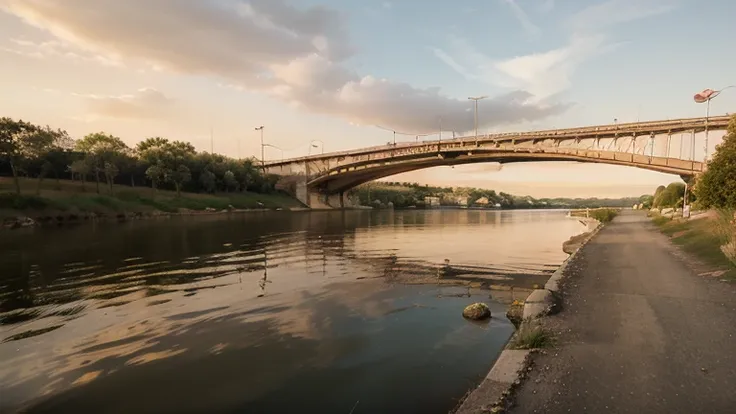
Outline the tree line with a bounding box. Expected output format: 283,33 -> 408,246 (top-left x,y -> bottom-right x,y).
350,181 -> 646,209
0,117 -> 277,197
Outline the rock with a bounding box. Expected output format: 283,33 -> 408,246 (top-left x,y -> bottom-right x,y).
523,289 -> 558,319
506,302 -> 524,328
463,302 -> 491,320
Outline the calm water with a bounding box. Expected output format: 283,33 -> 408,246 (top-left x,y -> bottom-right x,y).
0,209 -> 584,413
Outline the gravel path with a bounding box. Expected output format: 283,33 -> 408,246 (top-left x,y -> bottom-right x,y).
511,210 -> 736,414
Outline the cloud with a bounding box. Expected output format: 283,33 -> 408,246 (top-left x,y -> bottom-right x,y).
79,88 -> 175,120
1,37 -> 121,66
500,0 -> 540,37
434,35 -> 611,100
568,0 -> 677,32
538,0 -> 555,13
494,35 -> 612,98
1,0 -> 565,133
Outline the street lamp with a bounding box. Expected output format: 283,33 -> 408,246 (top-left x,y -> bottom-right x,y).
309,139 -> 324,155
254,126 -> 265,169
468,96 -> 488,147
694,85 -> 734,163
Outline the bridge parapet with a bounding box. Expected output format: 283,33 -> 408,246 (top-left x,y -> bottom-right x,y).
262,115 -> 726,208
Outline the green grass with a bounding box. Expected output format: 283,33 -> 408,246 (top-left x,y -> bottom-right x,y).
510,322 -> 553,350
652,214 -> 736,281
0,177 -> 302,219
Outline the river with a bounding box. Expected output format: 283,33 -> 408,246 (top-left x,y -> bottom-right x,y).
0,209 -> 584,413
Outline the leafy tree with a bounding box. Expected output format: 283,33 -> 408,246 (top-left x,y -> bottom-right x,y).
223,170 -> 238,192
69,159 -> 90,191
75,132 -> 130,194
0,118 -> 57,194
694,116 -> 736,209
199,169 -> 216,193
167,164 -> 191,197
103,162 -> 120,193
145,164 -> 166,191
653,182 -> 685,208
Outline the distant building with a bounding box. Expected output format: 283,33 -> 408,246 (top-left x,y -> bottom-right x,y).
424,196 -> 441,207
474,197 -> 490,206
455,196 -> 469,206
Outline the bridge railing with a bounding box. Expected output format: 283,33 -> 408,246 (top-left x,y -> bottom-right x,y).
265,115 -> 731,167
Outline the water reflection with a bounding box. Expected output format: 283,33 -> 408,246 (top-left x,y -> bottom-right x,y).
0,209 -> 583,413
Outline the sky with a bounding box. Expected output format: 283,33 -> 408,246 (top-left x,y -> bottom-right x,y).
1,0 -> 735,198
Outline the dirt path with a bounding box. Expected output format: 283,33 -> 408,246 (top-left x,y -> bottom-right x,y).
511,210 -> 736,414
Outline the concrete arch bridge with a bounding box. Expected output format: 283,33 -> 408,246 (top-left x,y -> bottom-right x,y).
264,115 -> 731,208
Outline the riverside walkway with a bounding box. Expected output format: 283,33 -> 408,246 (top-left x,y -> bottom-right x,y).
511,210 -> 736,413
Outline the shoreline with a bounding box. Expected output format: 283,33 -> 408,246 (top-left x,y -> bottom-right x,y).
452,216 -> 603,414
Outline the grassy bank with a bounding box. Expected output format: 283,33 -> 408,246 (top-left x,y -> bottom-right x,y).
0,177 -> 303,221
651,213 -> 736,281
569,208 -> 620,223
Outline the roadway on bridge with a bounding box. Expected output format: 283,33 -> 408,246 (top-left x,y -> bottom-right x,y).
511,210 -> 736,413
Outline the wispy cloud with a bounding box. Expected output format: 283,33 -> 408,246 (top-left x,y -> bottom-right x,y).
434,34 -> 610,100
76,88 -> 176,120
538,0 -> 555,13
568,0 -> 677,32
500,0 -> 540,37
435,0 -> 674,100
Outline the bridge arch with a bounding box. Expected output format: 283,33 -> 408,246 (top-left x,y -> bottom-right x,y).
263,115 -> 728,208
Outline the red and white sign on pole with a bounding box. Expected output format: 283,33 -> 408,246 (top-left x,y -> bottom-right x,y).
693,88 -> 721,103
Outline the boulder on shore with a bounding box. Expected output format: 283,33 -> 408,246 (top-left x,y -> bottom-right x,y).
463,302 -> 491,320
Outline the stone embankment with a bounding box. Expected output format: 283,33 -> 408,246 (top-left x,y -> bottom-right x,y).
453,216 -> 602,414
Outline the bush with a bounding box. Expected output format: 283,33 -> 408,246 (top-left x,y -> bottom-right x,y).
589,208 -> 618,223
511,322 -> 553,350
0,193 -> 52,210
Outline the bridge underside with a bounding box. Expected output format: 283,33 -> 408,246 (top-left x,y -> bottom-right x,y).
308,149 -> 704,195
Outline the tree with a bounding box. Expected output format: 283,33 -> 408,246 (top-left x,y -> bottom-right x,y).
199,169 -> 216,193
69,159 -> 90,191
103,162 -> 120,193
0,118 -> 56,194
75,132 -> 130,194
145,164 -> 166,191
694,116 -> 736,209
223,170 -> 238,192
167,164 -> 191,197
653,182 -> 685,208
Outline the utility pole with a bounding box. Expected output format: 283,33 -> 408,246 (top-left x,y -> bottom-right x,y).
210,126 -> 214,153
468,96 -> 488,147
255,126 -> 265,169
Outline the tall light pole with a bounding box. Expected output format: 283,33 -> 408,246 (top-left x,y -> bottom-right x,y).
309,139 -> 324,155
694,85 -> 734,163
254,126 -> 265,169
468,96 -> 488,147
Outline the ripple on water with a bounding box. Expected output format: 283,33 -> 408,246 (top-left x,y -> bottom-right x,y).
0,209 -> 584,413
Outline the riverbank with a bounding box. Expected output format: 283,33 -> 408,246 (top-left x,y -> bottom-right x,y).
0,177 -> 304,228
453,214 -> 605,413
650,212 -> 736,282
503,210 -> 736,413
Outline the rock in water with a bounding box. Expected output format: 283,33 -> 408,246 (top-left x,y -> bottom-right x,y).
463,303 -> 491,320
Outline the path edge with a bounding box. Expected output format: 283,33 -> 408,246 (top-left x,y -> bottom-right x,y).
452,217 -> 604,414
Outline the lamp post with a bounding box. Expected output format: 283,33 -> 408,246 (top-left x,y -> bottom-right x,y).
694,85 -> 734,163
468,96 -> 488,147
254,126 -> 265,169
309,139 -> 324,155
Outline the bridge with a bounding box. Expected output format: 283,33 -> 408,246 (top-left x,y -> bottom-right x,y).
264,115 -> 732,208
